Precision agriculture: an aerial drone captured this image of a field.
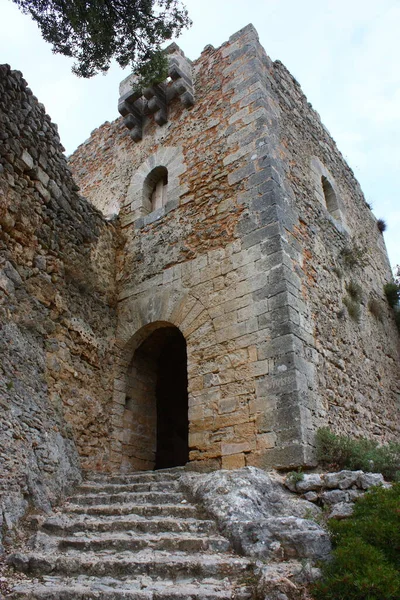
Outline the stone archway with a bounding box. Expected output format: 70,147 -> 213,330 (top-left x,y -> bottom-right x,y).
119,322 -> 189,472
109,287 -> 219,473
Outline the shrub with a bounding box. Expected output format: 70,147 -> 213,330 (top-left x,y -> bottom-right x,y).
368,297 -> 383,321
286,470 -> 304,485
346,280 -> 363,302
340,244 -> 368,269
377,218 -> 387,233
315,428 -> 400,481
384,282 -> 400,308
312,484 -> 400,600
395,309 -> 400,333
343,296 -> 361,322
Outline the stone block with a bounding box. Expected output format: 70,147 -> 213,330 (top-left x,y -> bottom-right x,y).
221,440 -> 255,455
221,453 -> 246,469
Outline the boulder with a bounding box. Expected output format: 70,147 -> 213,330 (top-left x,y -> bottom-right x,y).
358,472 -> 385,489
180,467 -> 331,561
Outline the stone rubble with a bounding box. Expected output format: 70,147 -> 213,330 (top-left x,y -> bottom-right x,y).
284,469 -> 387,519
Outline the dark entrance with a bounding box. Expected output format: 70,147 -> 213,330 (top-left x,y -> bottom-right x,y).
122,324 -> 189,471
155,327 -> 189,469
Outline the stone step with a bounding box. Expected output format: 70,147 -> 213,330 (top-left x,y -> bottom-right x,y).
46,532 -> 231,554
9,551 -> 253,580
10,576 -> 253,599
42,515 -> 217,536
85,471 -> 182,485
66,492 -> 186,506
77,481 -> 180,494
64,503 -> 199,518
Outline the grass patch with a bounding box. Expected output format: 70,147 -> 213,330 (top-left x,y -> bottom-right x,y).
346,280 -> 363,302
368,297 -> 383,321
286,469 -> 304,485
315,428 -> 400,481
343,296 -> 361,322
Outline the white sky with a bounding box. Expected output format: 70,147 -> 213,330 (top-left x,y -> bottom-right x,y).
0,0 -> 399,269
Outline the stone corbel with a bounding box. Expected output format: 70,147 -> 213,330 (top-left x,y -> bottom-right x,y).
118,45 -> 194,142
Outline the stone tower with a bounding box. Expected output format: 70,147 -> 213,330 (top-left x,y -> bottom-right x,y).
69,24 -> 400,473
1,26 -> 400,545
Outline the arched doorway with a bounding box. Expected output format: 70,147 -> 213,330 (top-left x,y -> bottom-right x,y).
121,323 -> 188,471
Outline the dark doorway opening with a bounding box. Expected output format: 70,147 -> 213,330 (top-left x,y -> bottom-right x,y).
122,324 -> 189,471
155,327 -> 188,469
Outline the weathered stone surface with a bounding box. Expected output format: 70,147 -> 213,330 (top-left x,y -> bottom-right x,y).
358,472 -> 385,489
69,23 -> 400,476
6,469 -> 257,599
0,64 -> 118,546
181,467 -> 331,560
329,502 -> 354,520
323,470 -> 362,490
285,470 -> 389,519
291,474 -> 324,492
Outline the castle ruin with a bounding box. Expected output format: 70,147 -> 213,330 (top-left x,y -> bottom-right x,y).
1,24 -> 399,543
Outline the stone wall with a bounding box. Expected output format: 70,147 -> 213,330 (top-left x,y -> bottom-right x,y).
69,25 -> 400,473
269,60 -> 400,441
0,65 -> 118,546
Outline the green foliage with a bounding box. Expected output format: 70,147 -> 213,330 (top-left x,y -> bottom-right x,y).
315,428 -> 400,481
13,0 -> 191,81
312,484 -> 400,600
346,280 -> 363,303
329,484 -> 400,563
343,296 -> 361,322
394,309 -> 400,333
286,470 -> 304,485
6,381 -> 13,391
377,218 -> 387,233
383,278 -> 400,333
384,282 -> 400,308
332,266 -> 343,279
340,244 -> 368,269
368,297 -> 383,321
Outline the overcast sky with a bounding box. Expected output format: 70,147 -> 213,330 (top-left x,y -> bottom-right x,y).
0,0 -> 399,269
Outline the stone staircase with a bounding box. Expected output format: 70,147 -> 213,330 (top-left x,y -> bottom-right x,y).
7,469 -> 256,599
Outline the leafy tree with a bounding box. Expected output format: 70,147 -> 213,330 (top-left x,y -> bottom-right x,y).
12,0 -> 191,84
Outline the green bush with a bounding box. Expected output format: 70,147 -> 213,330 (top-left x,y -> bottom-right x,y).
346,280 -> 363,303
315,428 -> 400,481
286,470 -> 304,485
343,296 -> 361,322
384,282 -> 400,308
367,297 -> 383,321
312,484 -> 400,600
395,308 -> 400,333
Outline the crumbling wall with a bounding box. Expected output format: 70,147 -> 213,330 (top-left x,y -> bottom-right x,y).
0,65 -> 118,547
